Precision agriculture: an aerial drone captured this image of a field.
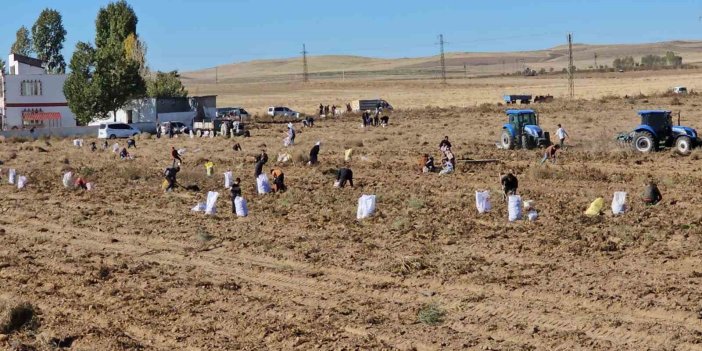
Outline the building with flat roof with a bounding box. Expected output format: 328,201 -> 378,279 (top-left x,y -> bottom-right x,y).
0,54 -> 76,130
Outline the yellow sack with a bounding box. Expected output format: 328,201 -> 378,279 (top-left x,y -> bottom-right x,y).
161,179 -> 169,190
205,161 -> 214,176
584,197 -> 605,216
344,148 -> 353,162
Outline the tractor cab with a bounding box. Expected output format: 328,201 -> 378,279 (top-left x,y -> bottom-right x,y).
500,109 -> 551,150
630,110 -> 698,153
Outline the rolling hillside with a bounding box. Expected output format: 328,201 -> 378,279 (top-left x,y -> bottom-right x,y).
182,40 -> 702,83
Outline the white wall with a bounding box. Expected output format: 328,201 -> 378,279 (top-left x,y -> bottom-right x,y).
90,99 -> 158,125
2,74 -> 76,128
10,62 -> 44,75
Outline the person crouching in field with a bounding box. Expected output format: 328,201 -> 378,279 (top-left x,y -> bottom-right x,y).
271,168 -> 286,192
500,170 -> 518,201
642,179 -> 663,205
335,168 -> 354,188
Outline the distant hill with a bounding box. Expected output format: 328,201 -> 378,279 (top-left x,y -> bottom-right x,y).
182,40 -> 702,83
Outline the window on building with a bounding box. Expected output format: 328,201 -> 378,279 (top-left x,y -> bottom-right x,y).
20,80 -> 42,96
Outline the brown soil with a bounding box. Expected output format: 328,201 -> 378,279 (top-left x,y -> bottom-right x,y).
1,95 -> 702,350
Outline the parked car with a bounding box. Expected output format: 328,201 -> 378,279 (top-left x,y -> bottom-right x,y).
160,121 -> 190,135
267,106 -> 301,118
217,107 -> 250,120
98,123 -> 141,139
673,86 -> 688,94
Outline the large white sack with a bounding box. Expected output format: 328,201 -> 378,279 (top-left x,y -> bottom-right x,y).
112,143 -> 120,153
283,136 -> 291,147
62,172 -> 73,188
73,139 -> 83,147
612,191 -> 627,215
356,194 -> 377,220
508,195 -> 522,222
205,191 -> 219,215
191,202 -> 205,212
189,130 -> 194,138
235,196 -> 248,217
8,169 -> 16,184
256,174 -> 271,194
224,171 -> 233,189
17,176 -> 27,189
475,191 -> 491,214
527,210 -> 538,221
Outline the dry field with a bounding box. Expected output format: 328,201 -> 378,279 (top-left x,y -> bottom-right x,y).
1,91 -> 702,350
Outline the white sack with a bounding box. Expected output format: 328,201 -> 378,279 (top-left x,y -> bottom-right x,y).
508,195 -> 522,222
356,194 -> 377,220
205,191 -> 219,215
86,183 -> 93,191
189,130 -> 194,138
527,210 -> 538,221
256,174 -> 271,194
234,196 -> 248,217
475,191 -> 491,214
191,202 -> 205,212
224,171 -> 233,189
8,169 -> 16,184
17,176 -> 27,189
612,191 -> 627,215
62,172 -> 73,188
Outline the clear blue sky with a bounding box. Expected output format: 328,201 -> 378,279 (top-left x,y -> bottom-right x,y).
2,0 -> 701,72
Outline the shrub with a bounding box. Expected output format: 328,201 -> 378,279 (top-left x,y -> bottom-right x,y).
418,303 -> 446,326
407,198 -> 425,209
0,300 -> 37,334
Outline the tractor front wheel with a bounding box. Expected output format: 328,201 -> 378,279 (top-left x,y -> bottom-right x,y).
633,132 -> 655,153
675,136 -> 692,155
501,131 -> 515,150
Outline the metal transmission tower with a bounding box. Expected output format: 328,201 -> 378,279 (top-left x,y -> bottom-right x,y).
301,44 -> 309,83
593,52 -> 598,69
438,34 -> 447,84
567,33 -> 575,99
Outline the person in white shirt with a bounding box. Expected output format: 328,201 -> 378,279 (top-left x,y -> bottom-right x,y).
556,124 -> 569,148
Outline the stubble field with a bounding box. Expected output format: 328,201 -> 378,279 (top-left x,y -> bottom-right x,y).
1,86 -> 702,350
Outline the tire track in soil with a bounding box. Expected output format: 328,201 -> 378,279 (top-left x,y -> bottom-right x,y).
9,214 -> 702,350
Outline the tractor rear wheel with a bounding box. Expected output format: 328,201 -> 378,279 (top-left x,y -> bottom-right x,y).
675,136 -> 692,155
522,135 -> 534,150
501,131 -> 515,150
633,132 -> 655,153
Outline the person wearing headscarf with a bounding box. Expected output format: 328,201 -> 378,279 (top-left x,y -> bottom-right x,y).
309,141 -> 321,165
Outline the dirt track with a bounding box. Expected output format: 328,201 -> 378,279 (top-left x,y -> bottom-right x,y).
1,95 -> 702,350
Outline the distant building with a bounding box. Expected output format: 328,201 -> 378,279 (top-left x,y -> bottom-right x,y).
89,95 -> 217,126
0,54 -> 76,130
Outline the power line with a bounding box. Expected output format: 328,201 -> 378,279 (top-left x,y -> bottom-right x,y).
301,44 -> 309,83
438,34 -> 447,84
567,33 -> 574,99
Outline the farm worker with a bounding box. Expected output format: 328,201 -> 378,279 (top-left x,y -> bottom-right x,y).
442,147 -> 456,168
221,121 -> 229,138
164,165 -> 180,192
168,124 -> 174,138
332,105 -> 337,116
256,150 -> 269,165
540,144 -> 560,164
346,103 -> 352,113
230,178 -> 242,213
74,177 -> 88,190
439,136 -> 452,151
642,180 -> 663,205
90,142 -> 97,152
309,141 -> 321,165
205,160 -> 214,176
120,148 -> 130,160
556,124 -> 569,148
319,104 -> 324,116
271,168 -> 286,192
127,138 -> 136,149
373,114 -> 380,126
380,116 -> 389,127
361,112 -> 368,127
232,143 -> 242,152
335,168 -> 354,188
156,123 -> 162,139
500,171 -> 519,200
254,158 -> 264,178
171,147 -> 182,166
102,140 -> 108,150
287,123 -> 296,145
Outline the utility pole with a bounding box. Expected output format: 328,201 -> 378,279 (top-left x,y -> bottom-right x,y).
501,59 -> 505,74
438,34 -> 447,84
567,33 -> 575,99
593,52 -> 598,70
215,66 -> 218,84
302,44 -> 309,83
463,63 -> 467,78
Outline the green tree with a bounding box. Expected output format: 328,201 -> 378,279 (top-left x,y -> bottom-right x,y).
31,8 -> 67,73
64,42 -> 97,125
124,32 -> 148,77
65,0 -> 146,123
95,0 -> 137,48
10,26 -> 32,56
147,71 -> 188,98
0,58 -> 5,74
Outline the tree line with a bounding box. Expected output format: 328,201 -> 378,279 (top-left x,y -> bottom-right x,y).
4,1 -> 187,126
613,51 -> 683,70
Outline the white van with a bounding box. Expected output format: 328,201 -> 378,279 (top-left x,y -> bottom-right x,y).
267,106 -> 300,118
673,87 -> 688,94
98,123 -> 141,139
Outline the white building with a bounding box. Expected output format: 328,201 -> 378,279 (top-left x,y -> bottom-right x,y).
0,54 -> 76,130
89,96 -> 217,127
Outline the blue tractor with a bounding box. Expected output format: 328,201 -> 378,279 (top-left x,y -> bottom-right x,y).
627,110 -> 698,154
500,109 -> 551,150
